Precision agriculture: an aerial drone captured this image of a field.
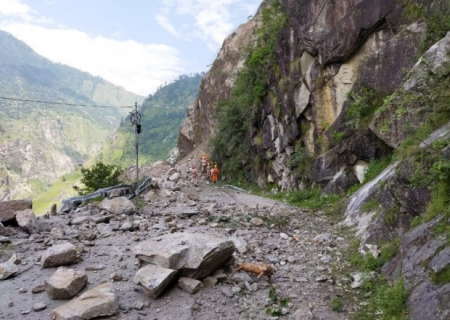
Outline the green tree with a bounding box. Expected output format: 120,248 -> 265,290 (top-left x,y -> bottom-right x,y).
73,162 -> 121,195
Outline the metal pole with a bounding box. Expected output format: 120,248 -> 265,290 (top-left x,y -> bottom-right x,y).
135,102 -> 139,187
129,101 -> 141,191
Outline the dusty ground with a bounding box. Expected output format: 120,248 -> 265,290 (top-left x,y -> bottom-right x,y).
0,160 -> 354,320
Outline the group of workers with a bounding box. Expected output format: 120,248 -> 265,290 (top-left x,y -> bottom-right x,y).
168,152 -> 220,183
190,153 -> 219,183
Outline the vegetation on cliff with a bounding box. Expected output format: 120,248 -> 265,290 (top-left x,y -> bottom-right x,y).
211,0 -> 286,182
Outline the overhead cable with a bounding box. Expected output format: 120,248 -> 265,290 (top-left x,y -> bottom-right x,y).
0,96 -> 133,108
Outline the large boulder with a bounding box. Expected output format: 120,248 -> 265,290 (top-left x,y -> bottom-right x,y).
50,282 -> 118,320
46,267 -> 88,299
0,199 -> 32,223
41,243 -> 77,268
98,196 -> 136,215
134,232 -> 236,279
15,209 -> 39,234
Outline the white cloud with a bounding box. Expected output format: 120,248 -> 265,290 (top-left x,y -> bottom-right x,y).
157,0 -> 259,52
0,22 -> 184,96
156,12 -> 181,38
0,0 -> 33,19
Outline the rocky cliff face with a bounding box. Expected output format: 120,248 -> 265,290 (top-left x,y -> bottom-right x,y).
178,0 -> 446,191
178,0 -> 450,318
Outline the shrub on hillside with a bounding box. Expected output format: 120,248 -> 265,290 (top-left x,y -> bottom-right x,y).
73,162 -> 121,196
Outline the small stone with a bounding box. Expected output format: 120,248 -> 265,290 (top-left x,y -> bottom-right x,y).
250,218 -> 264,227
178,277 -> 202,294
85,264 -> 105,271
32,284 -> 46,294
32,302 -> 47,312
280,233 -> 289,240
19,288 -> 27,293
316,265 -> 327,272
111,272 -> 124,281
131,301 -> 145,310
203,276 -> 218,287
221,286 -> 234,298
0,236 -> 11,244
21,310 -> 31,315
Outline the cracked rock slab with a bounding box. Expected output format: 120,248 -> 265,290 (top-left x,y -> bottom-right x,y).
50,282 -> 118,320
133,232 -> 236,279
134,264 -> 178,299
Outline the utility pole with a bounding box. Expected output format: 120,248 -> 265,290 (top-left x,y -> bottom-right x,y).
129,102 -> 142,189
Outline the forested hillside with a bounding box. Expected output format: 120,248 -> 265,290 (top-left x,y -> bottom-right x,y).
98,73 -> 203,166
0,30 -> 142,201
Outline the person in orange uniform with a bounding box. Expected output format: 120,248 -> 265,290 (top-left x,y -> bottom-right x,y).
211,165 -> 219,183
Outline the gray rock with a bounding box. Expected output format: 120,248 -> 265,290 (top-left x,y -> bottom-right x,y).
50,282 -> 118,319
0,261 -> 19,280
250,217 -> 264,227
85,264 -> 105,271
0,199 -> 32,223
429,246 -> 450,273
110,272 -> 123,281
293,307 -> 313,320
229,271 -> 253,284
178,277 -> 202,294
32,284 -> 46,294
202,276 -> 218,287
0,235 -> 11,244
160,189 -> 172,198
409,280 -> 450,320
70,216 -> 90,225
32,302 -> 47,312
134,232 -> 236,279
120,221 -> 133,231
98,197 -> 136,215
46,267 -> 88,299
15,209 -> 39,234
134,264 -> 178,299
169,172 -> 181,181
176,209 -> 201,219
221,286 -> 234,298
41,243 -> 77,268
50,228 -> 65,239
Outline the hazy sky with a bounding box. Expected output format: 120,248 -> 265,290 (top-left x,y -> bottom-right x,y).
0,0 -> 261,96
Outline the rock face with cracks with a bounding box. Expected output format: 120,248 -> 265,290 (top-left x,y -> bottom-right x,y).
134,232 -> 236,280
50,282 -> 118,320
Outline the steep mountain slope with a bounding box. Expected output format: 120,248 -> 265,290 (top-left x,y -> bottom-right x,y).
0,30 -> 143,201
177,0 -> 450,318
98,73 -> 203,167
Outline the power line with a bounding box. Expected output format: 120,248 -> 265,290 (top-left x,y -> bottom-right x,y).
0,96 -> 133,108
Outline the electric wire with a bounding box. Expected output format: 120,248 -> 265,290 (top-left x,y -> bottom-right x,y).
0,95 -> 187,109
0,96 -> 133,108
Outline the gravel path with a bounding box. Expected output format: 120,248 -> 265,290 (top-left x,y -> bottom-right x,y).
0,168 -> 353,320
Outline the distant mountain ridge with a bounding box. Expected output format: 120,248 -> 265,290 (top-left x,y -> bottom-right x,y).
0,30 -> 143,201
